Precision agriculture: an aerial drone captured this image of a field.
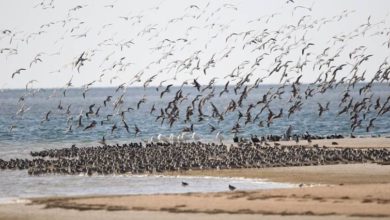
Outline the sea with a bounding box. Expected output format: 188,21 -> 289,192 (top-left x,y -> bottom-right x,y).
0,83 -> 389,202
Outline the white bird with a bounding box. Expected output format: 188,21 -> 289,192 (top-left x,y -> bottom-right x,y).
181,132 -> 190,143
169,133 -> 178,144
192,132 -> 200,142
157,134 -> 168,143
216,131 -> 224,143
150,135 -> 158,143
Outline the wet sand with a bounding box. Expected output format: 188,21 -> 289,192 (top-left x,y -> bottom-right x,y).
1,137 -> 390,220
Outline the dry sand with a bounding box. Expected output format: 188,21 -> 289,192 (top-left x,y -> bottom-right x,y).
1,137 -> 390,220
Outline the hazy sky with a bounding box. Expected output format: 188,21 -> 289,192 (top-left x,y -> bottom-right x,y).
0,0 -> 389,89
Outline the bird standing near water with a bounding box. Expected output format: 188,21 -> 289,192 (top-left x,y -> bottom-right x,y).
286,125 -> 293,140
216,131 -> 224,143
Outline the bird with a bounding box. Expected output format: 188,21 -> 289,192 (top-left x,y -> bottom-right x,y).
83,120 -> 97,130
215,131 -> 224,143
134,124 -> 140,136
228,184 -> 236,191
250,134 -> 260,143
366,118 -> 376,132
98,136 -> 107,146
318,102 -> 330,117
111,123 -> 117,134
181,181 -> 189,186
285,125 -> 293,140
103,96 -> 112,107
233,134 -> 239,143
11,68 -> 26,78
41,111 -> 51,123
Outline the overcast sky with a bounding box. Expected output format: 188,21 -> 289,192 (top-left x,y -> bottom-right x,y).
0,0 -> 389,89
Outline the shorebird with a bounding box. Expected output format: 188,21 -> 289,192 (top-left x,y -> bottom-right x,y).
41,111 -> 51,123
158,134 -> 168,143
228,184 -> 236,191
192,132 -> 200,142
216,132 -> 224,143
149,135 -> 158,143
181,181 -> 189,186
98,136 -> 107,146
169,134 -> 177,144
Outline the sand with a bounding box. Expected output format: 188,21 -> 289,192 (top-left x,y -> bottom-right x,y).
0,137 -> 390,220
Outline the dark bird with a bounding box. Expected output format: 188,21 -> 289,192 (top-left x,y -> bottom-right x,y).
160,84 -> 173,98
103,96 -> 112,107
134,124 -> 140,136
208,124 -> 216,133
29,56 -> 42,68
366,118 -> 376,132
228,184 -> 236,191
98,136 -> 107,146
11,68 -> 26,78
74,51 -> 88,72
250,134 -> 260,143
219,81 -> 230,97
318,102 -> 330,117
302,43 -> 314,55
122,120 -> 130,133
41,110 -> 51,123
181,181 -> 189,186
83,120 -> 97,130
192,78 -> 201,91
111,123 -> 117,134
137,97 -> 146,109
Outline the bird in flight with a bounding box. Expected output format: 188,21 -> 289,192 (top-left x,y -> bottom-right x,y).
11,68 -> 26,78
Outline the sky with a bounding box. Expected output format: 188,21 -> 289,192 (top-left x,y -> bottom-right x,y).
0,0 -> 389,89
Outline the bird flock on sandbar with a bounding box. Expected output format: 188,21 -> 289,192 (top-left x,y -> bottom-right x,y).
1,142 -> 389,176
1,0 -> 390,143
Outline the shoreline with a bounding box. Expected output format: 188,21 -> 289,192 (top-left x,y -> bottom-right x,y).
1,138 -> 390,219
0,163 -> 389,220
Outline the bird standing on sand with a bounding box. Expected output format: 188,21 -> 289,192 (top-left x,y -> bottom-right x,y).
192,132 -> 200,142
228,184 -> 236,191
286,125 -> 293,140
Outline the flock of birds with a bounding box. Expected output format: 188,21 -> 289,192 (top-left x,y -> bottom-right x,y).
1,141 -> 389,177
1,0 -> 390,143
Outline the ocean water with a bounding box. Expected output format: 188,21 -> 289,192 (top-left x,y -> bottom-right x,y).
0,83 -> 388,200
0,170 -> 295,204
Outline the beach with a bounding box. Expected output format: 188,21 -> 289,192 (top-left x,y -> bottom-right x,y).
1,137 -> 389,220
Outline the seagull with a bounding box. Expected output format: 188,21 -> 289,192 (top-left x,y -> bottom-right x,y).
83,120 -> 97,131
216,131 -> 224,143
111,123 -> 117,134
134,124 -> 140,136
98,136 -> 107,146
366,118 -> 376,132
41,110 -> 51,123
158,133 -> 168,143
192,132 -> 200,142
